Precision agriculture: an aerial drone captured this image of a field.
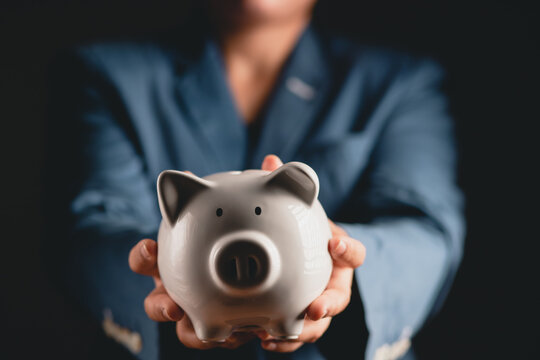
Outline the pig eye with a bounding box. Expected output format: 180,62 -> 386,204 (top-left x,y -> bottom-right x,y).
255,206 -> 262,215
216,208 -> 223,217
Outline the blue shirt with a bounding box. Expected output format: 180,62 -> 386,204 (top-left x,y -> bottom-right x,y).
46,25 -> 465,360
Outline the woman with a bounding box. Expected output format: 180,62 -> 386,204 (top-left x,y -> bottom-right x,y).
47,0 -> 464,359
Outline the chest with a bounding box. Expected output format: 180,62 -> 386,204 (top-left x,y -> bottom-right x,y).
122,45 -> 394,217
133,87 -> 386,218
225,64 -> 280,125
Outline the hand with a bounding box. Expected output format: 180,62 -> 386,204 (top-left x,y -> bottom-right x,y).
128,236 -> 256,350
257,155 -> 366,352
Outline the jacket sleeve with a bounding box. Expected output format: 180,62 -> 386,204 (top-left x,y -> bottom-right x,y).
45,49 -> 161,360
336,60 -> 465,360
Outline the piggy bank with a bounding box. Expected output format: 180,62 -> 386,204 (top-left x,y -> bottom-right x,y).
156,162 -> 332,341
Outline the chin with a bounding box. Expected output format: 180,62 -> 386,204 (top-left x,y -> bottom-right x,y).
210,0 -> 316,25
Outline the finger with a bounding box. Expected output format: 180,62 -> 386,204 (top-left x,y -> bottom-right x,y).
176,317 -> 217,350
262,340 -> 304,353
261,317 -> 331,352
176,318 -> 255,350
306,285 -> 352,320
296,317 -> 332,343
261,154 -> 283,172
328,219 -> 348,237
219,332 -> 258,350
307,264 -> 354,320
129,239 -> 160,277
254,330 -> 273,341
144,285 -> 184,322
328,235 -> 366,268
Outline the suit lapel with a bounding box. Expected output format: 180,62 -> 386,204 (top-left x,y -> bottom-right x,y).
173,26 -> 331,173
174,39 -> 246,173
249,26 -> 331,168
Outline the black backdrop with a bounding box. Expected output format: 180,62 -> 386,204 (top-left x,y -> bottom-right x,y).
1,1 -> 537,359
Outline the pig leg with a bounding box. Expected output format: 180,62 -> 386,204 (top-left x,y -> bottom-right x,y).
192,320 -> 233,343
266,317 -> 305,340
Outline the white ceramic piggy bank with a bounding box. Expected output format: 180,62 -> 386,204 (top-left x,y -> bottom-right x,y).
156,162 -> 332,341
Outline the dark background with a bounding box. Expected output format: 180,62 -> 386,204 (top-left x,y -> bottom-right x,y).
1,0 -> 537,359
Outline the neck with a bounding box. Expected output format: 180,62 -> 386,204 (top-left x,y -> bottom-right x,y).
218,18 -> 310,76
213,16 -> 311,124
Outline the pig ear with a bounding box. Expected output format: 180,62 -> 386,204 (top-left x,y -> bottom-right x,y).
157,170 -> 213,226
265,162 -> 320,206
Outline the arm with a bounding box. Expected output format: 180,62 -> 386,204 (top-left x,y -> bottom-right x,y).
337,60 -> 465,359
45,50 -> 161,359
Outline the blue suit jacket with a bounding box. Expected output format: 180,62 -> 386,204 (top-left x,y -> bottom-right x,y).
46,25 -> 464,360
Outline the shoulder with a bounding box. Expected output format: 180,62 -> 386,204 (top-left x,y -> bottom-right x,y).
75,41 -> 167,71
72,42 -> 175,84
318,29 -> 445,91
55,31 -> 203,86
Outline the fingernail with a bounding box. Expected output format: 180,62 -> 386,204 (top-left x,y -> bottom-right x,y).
321,308 -> 328,319
141,243 -> 152,259
166,308 -> 180,321
162,307 -> 172,321
333,239 -> 346,256
265,342 -> 277,350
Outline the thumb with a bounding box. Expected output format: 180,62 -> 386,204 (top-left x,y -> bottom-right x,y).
329,235 -> 366,268
261,154 -> 283,172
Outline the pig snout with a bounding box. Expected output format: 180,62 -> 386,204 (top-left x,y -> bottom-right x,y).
216,240 -> 268,287
209,230 -> 281,295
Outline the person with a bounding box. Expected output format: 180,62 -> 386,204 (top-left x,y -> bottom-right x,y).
45,0 -> 465,359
